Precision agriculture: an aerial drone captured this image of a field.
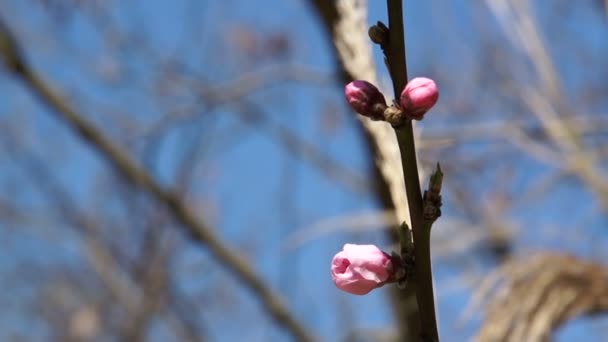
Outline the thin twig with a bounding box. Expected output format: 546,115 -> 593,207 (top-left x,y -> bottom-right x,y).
0,21 -> 313,342
386,0 -> 439,340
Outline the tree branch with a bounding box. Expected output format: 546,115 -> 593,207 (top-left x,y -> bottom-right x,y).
385,1 -> 439,340
306,0 -> 429,340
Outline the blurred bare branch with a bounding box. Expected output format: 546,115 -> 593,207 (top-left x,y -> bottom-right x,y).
0,19 -> 313,342
2,136 -> 205,341
308,0 -> 411,223
486,0 -> 608,209
282,210 -> 399,250
139,63 -> 370,195
471,253 -> 608,342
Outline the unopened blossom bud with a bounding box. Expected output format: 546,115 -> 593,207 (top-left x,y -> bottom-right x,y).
399,77 -> 438,120
331,244 -> 393,295
344,80 -> 387,120
368,22 -> 389,46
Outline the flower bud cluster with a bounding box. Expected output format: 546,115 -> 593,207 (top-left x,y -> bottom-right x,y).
334,76 -> 439,296
344,77 -> 438,124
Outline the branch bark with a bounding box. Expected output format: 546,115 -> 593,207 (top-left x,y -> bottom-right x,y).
385,1 -> 439,340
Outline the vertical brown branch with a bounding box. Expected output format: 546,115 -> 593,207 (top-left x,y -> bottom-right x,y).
385,0 -> 439,340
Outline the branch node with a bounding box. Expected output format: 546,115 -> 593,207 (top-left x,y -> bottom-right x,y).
423,163 -> 443,223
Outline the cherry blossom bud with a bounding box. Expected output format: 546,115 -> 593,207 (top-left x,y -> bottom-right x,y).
399,77 -> 439,120
331,244 -> 393,295
368,22 -> 389,46
344,80 -> 387,120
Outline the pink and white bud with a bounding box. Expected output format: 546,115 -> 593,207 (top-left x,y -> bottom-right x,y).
399,77 -> 439,120
344,80 -> 387,120
331,244 -> 393,295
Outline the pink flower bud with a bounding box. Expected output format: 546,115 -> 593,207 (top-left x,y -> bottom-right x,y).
331,244 -> 393,295
399,77 -> 438,120
344,80 -> 387,120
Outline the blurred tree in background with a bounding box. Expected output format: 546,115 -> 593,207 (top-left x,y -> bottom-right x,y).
0,0 -> 607,341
